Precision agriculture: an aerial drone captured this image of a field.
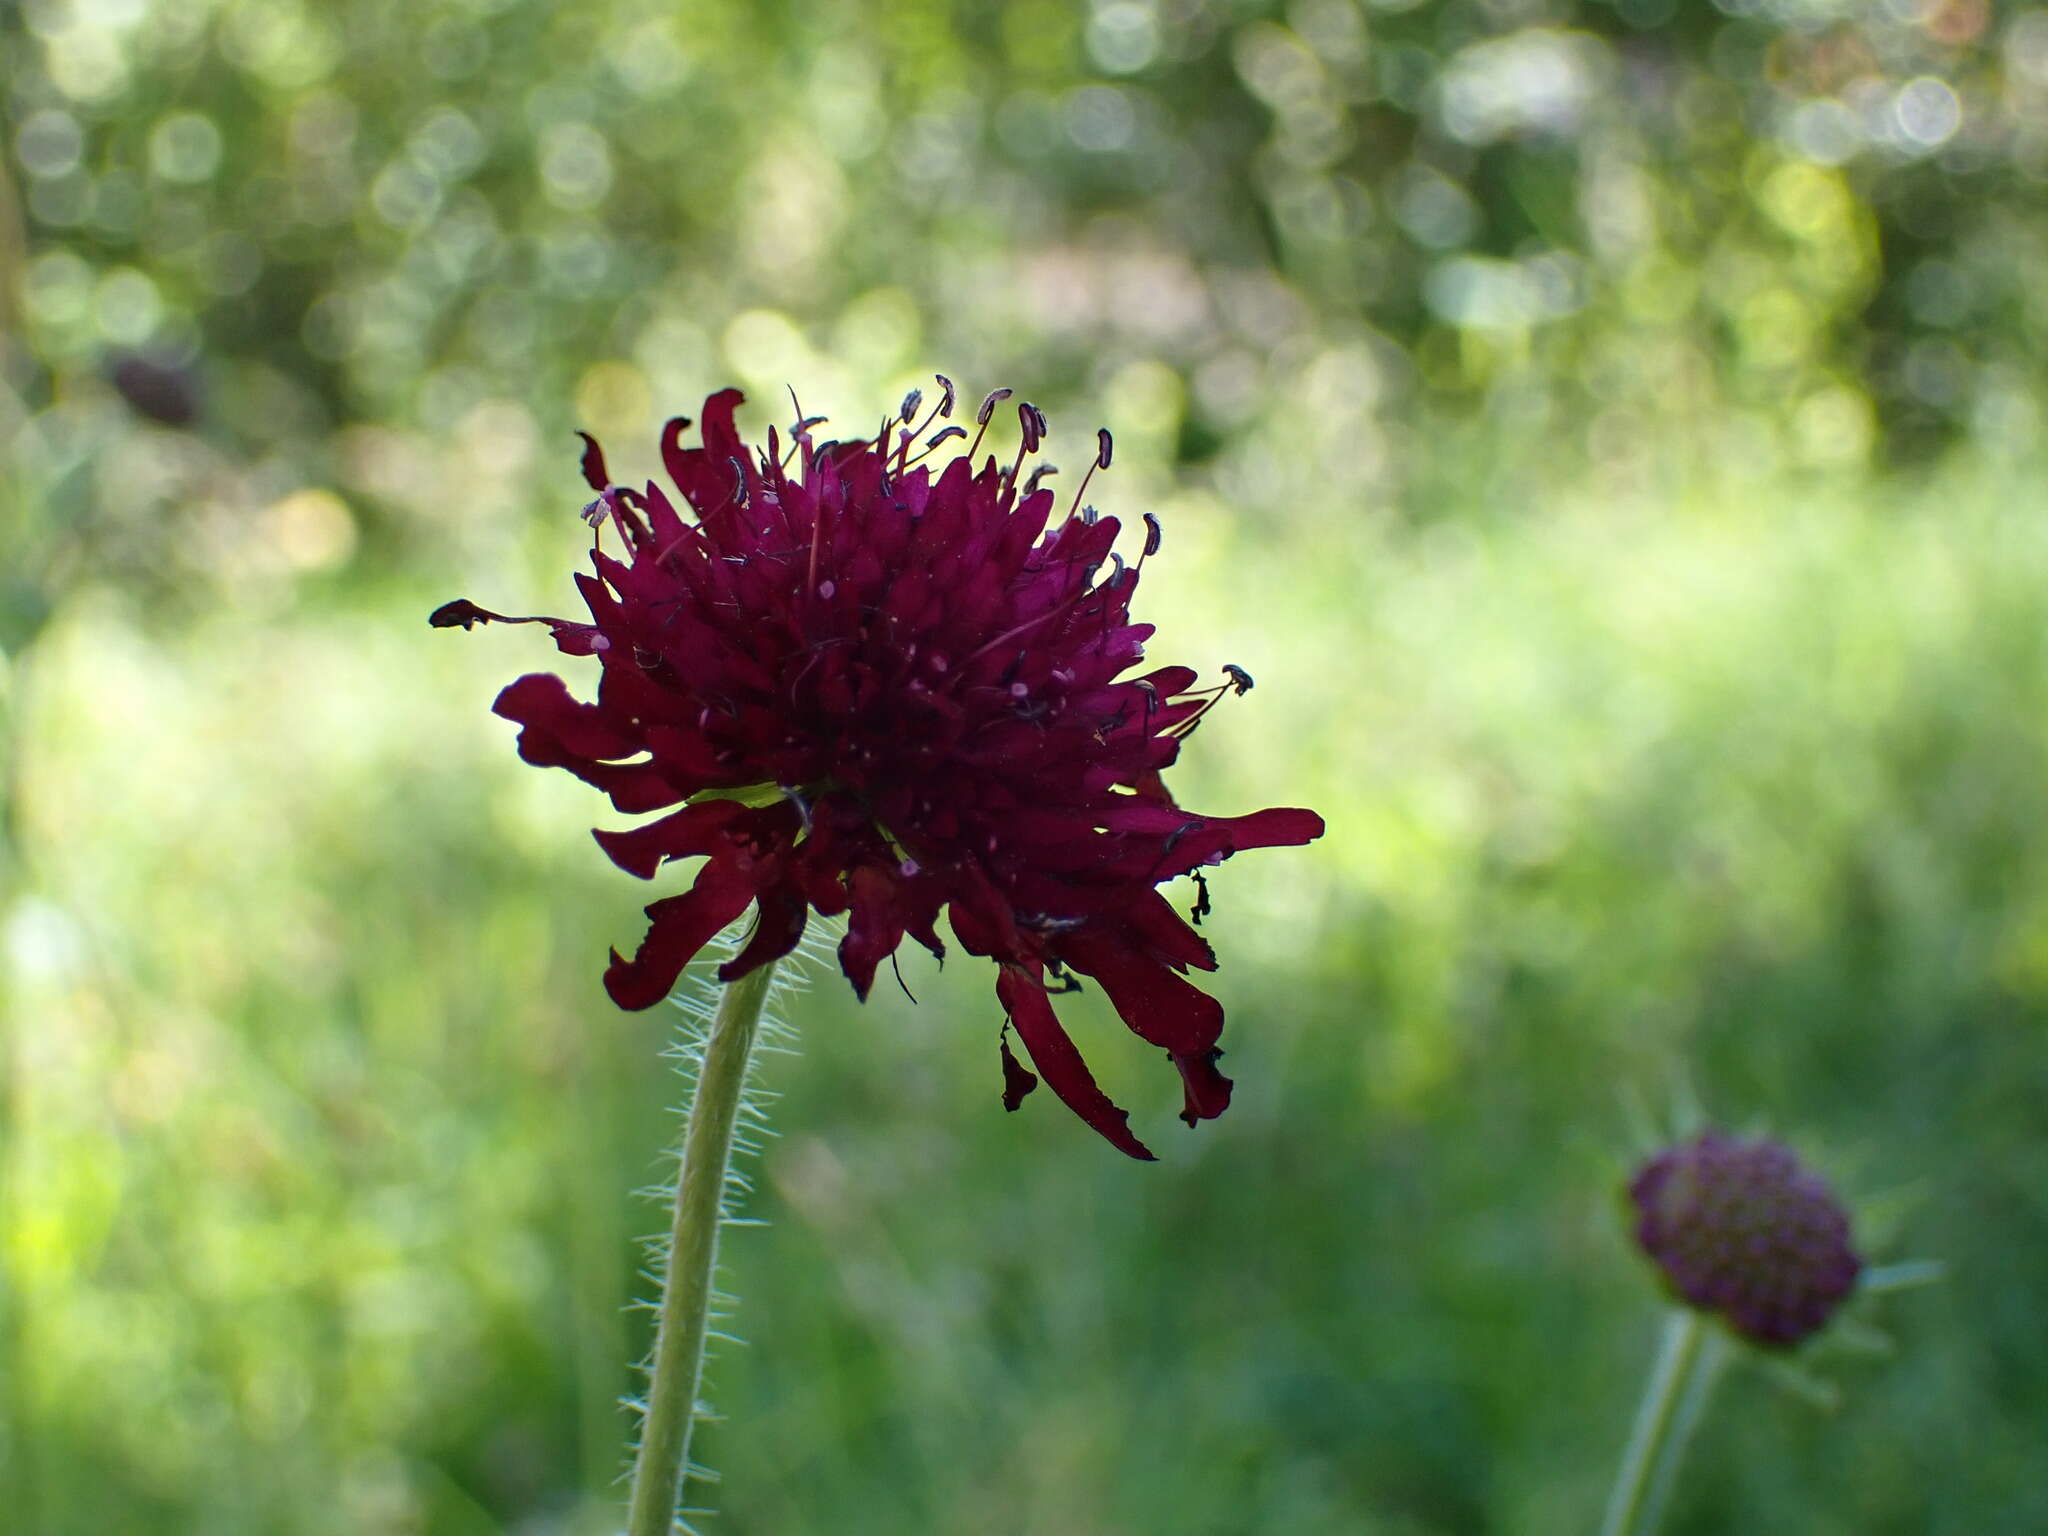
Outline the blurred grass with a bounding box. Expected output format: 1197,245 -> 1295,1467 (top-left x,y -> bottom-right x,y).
7,0 -> 2048,1531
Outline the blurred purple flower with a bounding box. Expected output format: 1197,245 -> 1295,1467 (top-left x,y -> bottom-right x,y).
107,350 -> 202,427
1628,1130 -> 1862,1347
435,384 -> 1322,1157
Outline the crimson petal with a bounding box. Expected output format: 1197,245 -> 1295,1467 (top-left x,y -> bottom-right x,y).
604,860 -> 757,1010
577,431 -> 610,492
718,883 -> 809,982
996,964 -> 1154,1160
592,799 -> 748,880
1169,1046 -> 1233,1127
839,864 -> 907,1001
1000,1033 -> 1039,1110
493,673 -> 640,761
1057,934 -> 1233,1125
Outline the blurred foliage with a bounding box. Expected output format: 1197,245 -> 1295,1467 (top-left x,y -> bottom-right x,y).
4,0 -> 2048,1532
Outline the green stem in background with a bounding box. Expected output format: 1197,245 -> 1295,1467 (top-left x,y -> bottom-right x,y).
623,958 -> 777,1536
1601,1309 -> 1707,1536
1636,1323 -> 1727,1536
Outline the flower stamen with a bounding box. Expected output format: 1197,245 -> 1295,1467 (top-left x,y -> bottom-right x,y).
1064,428 -> 1114,523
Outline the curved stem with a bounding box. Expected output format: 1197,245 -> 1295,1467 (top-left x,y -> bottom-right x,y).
624,959 -> 777,1536
1601,1309 -> 1706,1536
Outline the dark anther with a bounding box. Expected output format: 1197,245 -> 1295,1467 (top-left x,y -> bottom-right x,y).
429,599 -> 491,630
899,388 -> 923,422
977,387 -> 1013,425
1143,512 -> 1163,557
727,456 -> 749,504
926,424 -> 967,450
1022,462 -> 1059,496
1134,678 -> 1159,715
1044,958 -> 1085,994
1106,552 -> 1129,589
1190,869 -> 1212,925
934,373 -> 957,417
1223,664 -> 1255,695
1096,427 -> 1113,469
428,598 -> 547,630
1160,817 -> 1203,856
576,431 -> 610,493
1017,401 -> 1048,451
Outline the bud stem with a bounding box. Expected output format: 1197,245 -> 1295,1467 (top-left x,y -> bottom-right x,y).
1602,1308 -> 1723,1536
624,958 -> 778,1536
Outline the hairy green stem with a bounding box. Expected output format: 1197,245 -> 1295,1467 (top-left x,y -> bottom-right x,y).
1601,1309 -> 1706,1536
624,958 -> 776,1536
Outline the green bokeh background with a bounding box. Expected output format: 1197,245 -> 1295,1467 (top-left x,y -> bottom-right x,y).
4,1 -> 2046,1530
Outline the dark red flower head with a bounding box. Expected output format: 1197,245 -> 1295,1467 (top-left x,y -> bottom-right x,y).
1627,1130 -> 1862,1347
434,384 -> 1323,1158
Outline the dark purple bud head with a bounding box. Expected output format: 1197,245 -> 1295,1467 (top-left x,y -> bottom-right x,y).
1018,402 -> 1048,451
977,387 -> 1013,425
1223,664 -> 1255,695
934,373 -> 957,417
1143,512 -> 1163,557
1096,427 -> 1114,469
926,424 -> 967,451
1627,1131 -> 1862,1348
108,350 -> 202,427
899,388 -> 923,423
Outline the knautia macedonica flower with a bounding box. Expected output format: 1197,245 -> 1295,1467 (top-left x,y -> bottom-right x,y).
1627,1130 -> 1862,1347
434,383 -> 1323,1158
